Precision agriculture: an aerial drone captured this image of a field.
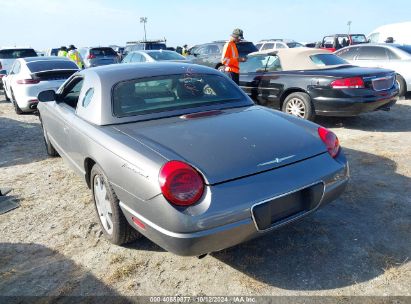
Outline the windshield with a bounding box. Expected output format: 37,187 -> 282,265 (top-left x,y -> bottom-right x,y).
27,60 -> 79,73
396,45 -> 411,55
310,54 -> 348,66
113,73 -> 245,117
148,51 -> 186,61
287,42 -> 304,48
0,49 -> 37,59
350,35 -> 367,43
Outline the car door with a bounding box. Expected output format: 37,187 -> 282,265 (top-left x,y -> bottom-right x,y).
256,55 -> 284,109
45,77 -> 84,166
239,55 -> 267,102
190,45 -> 208,66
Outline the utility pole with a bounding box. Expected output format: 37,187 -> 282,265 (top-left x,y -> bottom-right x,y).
140,17 -> 148,41
347,21 -> 352,35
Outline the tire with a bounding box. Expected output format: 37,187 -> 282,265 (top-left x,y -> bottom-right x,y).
282,92 -> 315,121
90,164 -> 140,245
11,89 -> 23,115
396,74 -> 406,97
40,117 -> 59,157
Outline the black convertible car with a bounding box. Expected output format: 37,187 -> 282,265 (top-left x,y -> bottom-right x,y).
239,48 -> 399,120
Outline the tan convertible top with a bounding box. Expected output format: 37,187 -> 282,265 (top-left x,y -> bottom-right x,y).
250,47 -> 349,71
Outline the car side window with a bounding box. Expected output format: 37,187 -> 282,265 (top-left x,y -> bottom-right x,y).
122,53 -> 132,63
276,43 -> 286,49
261,43 -> 274,50
206,44 -> 220,54
59,78 -> 84,108
82,88 -> 94,108
10,61 -> 21,75
336,47 -> 359,60
255,43 -> 263,51
266,56 -> 282,71
357,47 -> 388,60
386,49 -> 400,60
240,55 -> 267,73
196,46 -> 207,55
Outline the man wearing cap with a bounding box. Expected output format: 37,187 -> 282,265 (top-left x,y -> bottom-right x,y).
67,45 -> 83,69
221,28 -> 247,85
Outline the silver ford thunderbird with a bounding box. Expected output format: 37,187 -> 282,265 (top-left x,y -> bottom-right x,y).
37,63 -> 349,256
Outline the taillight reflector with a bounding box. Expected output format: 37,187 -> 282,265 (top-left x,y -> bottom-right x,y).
331,77 -> 364,89
318,127 -> 340,158
17,79 -> 40,84
87,54 -> 96,59
159,160 -> 204,206
131,217 -> 146,229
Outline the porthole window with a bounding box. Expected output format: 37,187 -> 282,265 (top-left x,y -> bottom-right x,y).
82,88 -> 94,107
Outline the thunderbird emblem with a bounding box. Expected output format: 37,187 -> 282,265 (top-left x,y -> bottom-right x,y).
257,155 -> 296,167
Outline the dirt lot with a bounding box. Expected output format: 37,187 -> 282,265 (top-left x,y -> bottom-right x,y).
0,92 -> 410,299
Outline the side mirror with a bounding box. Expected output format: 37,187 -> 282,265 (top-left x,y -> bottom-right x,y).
38,90 -> 57,102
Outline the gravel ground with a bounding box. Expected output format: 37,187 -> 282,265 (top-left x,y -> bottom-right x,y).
0,92 -> 410,299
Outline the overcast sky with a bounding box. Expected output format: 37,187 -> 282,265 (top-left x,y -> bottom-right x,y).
1,0 -> 410,50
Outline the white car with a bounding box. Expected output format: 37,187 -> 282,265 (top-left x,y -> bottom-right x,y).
335,44 -> 411,97
3,57 -> 79,114
0,47 -> 38,75
255,39 -> 304,52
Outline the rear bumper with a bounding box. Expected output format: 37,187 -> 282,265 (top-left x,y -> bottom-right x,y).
312,88 -> 399,117
119,152 -> 349,256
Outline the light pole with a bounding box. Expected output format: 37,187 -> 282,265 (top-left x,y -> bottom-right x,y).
140,17 -> 148,41
347,21 -> 352,35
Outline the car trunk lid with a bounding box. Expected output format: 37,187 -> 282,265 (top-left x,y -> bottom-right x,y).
113,107 -> 327,185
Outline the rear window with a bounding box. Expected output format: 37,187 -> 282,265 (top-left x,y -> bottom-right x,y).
113,74 -> 244,117
27,60 -> 79,73
90,48 -> 117,56
236,42 -> 258,55
0,49 -> 37,59
396,45 -> 411,55
310,54 -> 348,66
147,51 -> 185,61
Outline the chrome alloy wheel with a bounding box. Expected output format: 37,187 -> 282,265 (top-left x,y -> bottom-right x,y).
285,98 -> 306,118
94,175 -> 113,235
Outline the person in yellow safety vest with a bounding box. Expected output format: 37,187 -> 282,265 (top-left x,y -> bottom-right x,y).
221,28 -> 247,85
57,46 -> 68,57
67,45 -> 83,69
182,44 -> 189,56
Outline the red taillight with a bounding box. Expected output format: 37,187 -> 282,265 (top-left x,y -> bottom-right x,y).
17,79 -> 40,84
318,127 -> 340,158
87,54 -> 96,59
331,77 -> 364,89
159,160 -> 204,206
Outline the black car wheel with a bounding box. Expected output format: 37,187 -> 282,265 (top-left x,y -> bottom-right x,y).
91,164 -> 140,245
11,89 -> 23,115
3,90 -> 10,102
282,92 -> 315,121
396,74 -> 406,97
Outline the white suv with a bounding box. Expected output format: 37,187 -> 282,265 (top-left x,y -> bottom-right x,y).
0,48 -> 38,75
255,39 -> 304,52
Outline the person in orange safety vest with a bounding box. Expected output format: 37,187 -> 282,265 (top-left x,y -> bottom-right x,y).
221,28 -> 247,85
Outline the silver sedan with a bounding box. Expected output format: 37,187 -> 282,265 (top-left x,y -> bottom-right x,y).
335,43 -> 411,97
37,63 -> 349,256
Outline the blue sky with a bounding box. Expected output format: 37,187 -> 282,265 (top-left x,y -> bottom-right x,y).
1,0 -> 410,50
